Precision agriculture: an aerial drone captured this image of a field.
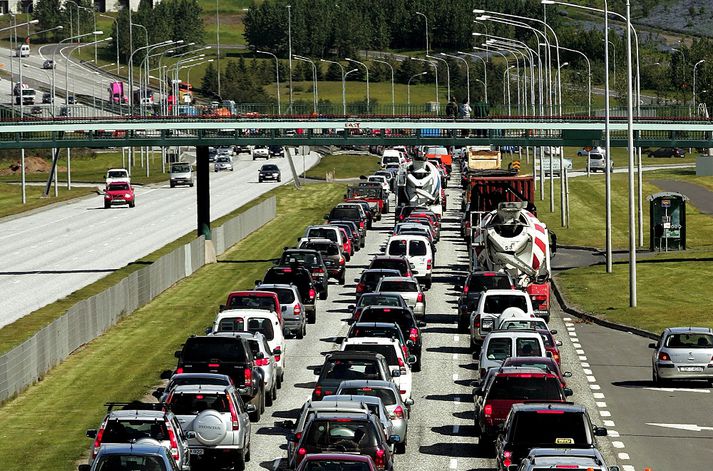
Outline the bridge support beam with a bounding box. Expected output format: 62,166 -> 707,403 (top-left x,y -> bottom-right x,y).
196,145 -> 216,263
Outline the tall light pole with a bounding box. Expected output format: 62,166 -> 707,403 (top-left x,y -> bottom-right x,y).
345,57 -> 369,113
216,0 -> 221,97
79,5 -> 97,65
625,0 -> 636,307
412,57 -> 439,111
415,11 -> 429,56
53,31 -> 102,108
129,39 -> 172,109
693,59 -> 705,110
442,53 -> 470,104
373,58 -> 395,115
287,4 -> 293,111
258,50 -> 282,115
98,14 -> 119,75
458,51 -> 488,103
407,71 -> 428,113
428,54 -> 451,104
321,59 -> 346,115
603,39 -> 616,87
503,65 -> 515,114
293,55 -> 318,114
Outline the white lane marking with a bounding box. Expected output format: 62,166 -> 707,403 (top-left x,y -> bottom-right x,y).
644,387 -> 710,394
452,373 -> 459,381
647,422 -> 713,432
567,326 -> 576,331
452,353 -> 457,360
596,401 -> 607,408
599,410 -> 611,417
586,375 -> 596,383
590,384 -> 601,390
609,430 -> 620,437
581,362 -> 590,368
563,317 -> 572,321
453,335 -> 459,342
449,458 -> 458,469
612,441 -> 625,449
579,356 -> 588,361
576,349 -> 585,355
572,342 -> 581,348
603,420 -> 616,427
593,392 -> 605,399
618,452 -> 630,460
453,424 -> 460,434
622,465 -> 635,471
583,368 -> 593,375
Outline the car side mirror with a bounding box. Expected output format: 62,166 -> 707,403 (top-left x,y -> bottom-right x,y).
555,340 -> 563,347
256,352 -> 265,360
550,329 -> 557,335
563,387 -> 573,397
185,431 -> 196,439
405,398 -> 414,406
281,305 -> 287,312
286,432 -> 298,442
563,371 -> 572,378
219,304 -> 226,312
391,369 -> 401,378
406,340 -> 414,347
348,305 -> 355,311
78,465 -> 91,471
280,420 -> 296,430
174,350 -> 182,359
388,434 -> 401,444
648,342 -> 658,349
160,369 -> 174,380
153,387 -> 165,397
409,263 -> 415,269
455,284 -> 463,290
86,429 -> 97,439
608,467 -> 621,471
205,326 -> 212,335
417,321 -> 426,328
324,214 -> 329,220
354,278 -> 360,283
546,351 -> 553,358
255,279 -> 262,286
594,426 -> 608,436
246,404 -> 257,413
407,356 -> 417,365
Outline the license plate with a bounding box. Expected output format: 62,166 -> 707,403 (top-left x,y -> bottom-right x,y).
680,366 -> 704,372
190,449 -> 204,455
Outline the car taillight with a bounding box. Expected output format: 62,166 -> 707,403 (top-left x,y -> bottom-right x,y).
294,432 -> 302,441
503,450 -> 512,468
166,423 -> 180,460
314,386 -> 322,397
244,367 -> 252,384
339,257 -> 346,266
463,284 -> 469,294
416,292 -> 424,303
659,352 -> 671,361
402,345 -> 408,356
274,346 -> 281,362
294,304 -> 302,315
426,259 -> 432,270
309,288 -> 316,300
175,367 -> 183,374
92,422 -> 106,457
398,358 -> 404,367
375,448 -> 386,469
484,404 -> 492,417
208,363 -> 220,368
359,221 -> 365,228
553,352 -> 560,364
313,268 -> 324,274
409,328 -> 419,342
255,358 -> 269,366
297,447 -> 307,463
226,393 -> 240,430
356,282 -> 365,293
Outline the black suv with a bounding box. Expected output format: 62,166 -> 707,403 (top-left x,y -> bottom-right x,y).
278,249 -> 329,300
354,268 -> 402,303
261,265 -> 317,323
326,206 -> 367,242
356,306 -> 425,372
172,335 -> 265,421
330,221 -> 362,252
291,412 -> 399,470
495,403 -> 608,470
368,256 -> 413,278
313,351 -> 399,401
456,271 -> 514,332
258,163 -> 281,183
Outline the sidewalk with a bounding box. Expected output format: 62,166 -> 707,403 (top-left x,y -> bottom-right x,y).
650,179 -> 713,215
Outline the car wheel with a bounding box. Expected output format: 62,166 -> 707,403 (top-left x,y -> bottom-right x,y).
170,182 -> 175,188
272,384 -> 278,401
395,441 -> 406,454
339,273 -> 346,286
129,202 -> 135,208
319,289 -> 328,300
104,202 -> 110,209
232,450 -> 246,471
296,326 -> 304,339
413,355 -> 422,372
652,368 -> 661,385
265,387 -> 274,407
276,372 -> 282,389
308,309 -> 316,324
249,397 -> 261,422
189,183 -> 194,187
302,322 -> 307,338
245,443 -> 251,462
277,177 -> 281,182
261,387 -> 266,413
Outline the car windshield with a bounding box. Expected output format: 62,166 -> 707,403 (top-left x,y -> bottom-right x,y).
182,338 -> 248,362
330,208 -> 359,220
262,165 -> 279,171
303,419 -> 377,450
338,386 -> 397,406
350,326 -> 400,341
362,271 -> 395,285
468,275 -> 512,292
217,157 -> 231,163
322,360 -> 382,381
487,338 -> 512,361
167,393 -> 229,415
107,183 -> 130,191
96,455 -> 168,471
260,287 -> 295,305
483,295 -> 528,314
665,333 -> 713,348
172,164 -> 190,173
379,281 -> 417,293
307,228 -> 338,242
516,338 -> 542,356
107,171 -> 127,178
227,295 -> 276,311
344,344 -> 398,366
303,461 -> 372,471
359,310 -> 411,334
387,240 -> 407,256
383,156 -> 399,163
501,320 -> 547,331
488,376 -> 562,400
512,412 -> 590,446
101,419 -> 169,443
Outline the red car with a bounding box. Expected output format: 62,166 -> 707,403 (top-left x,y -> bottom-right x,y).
103,181 -> 135,208
219,290 -> 283,326
537,328 -> 562,366
338,226 -> 353,257
296,453 -> 377,471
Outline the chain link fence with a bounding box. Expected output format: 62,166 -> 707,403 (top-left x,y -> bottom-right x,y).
0,196 -> 276,403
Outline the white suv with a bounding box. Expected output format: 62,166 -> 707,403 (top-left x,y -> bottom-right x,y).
384,234 -> 434,289
469,289 -> 533,348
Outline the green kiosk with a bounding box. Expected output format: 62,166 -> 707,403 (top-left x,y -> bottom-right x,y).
647,192 -> 688,252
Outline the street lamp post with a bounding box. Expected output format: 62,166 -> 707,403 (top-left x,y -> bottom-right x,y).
412,57 -> 439,111
373,58 -> 395,115
258,50 -> 282,115
345,57 -> 369,113
216,0 -> 221,97
428,55 -> 451,105
293,55 -> 318,114
79,5 -> 97,65
407,71 -> 428,114
693,59 -> 705,110
415,12 -> 429,56
320,59 -> 346,115
503,65 -> 515,114
458,51 -> 488,103
442,53 -> 470,105
287,4 -> 293,111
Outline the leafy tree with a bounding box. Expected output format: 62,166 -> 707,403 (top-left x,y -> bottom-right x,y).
201,61 -> 219,97
32,0 -> 65,42
325,62 -> 342,81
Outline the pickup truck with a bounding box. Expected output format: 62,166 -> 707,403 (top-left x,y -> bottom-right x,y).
171,335 -> 265,421
220,291 -> 283,327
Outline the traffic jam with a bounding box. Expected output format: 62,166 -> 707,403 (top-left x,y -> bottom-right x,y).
81,145 -> 620,471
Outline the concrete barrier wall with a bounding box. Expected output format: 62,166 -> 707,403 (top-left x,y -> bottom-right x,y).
0,196 -> 276,402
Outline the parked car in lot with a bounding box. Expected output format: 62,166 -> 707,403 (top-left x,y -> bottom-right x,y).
165,384 -> 254,470
259,163 -> 281,182
647,147 -> 685,158
650,327 -> 713,384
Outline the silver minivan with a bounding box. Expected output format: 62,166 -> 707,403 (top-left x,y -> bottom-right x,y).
170,162 -> 194,188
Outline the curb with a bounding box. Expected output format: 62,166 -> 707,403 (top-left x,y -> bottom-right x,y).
551,278 -> 658,340
559,244 -> 604,253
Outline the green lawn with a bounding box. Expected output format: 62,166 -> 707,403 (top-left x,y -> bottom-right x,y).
0,183 -> 346,471
0,183 -> 95,219
305,154 -> 380,180
559,147 -> 699,171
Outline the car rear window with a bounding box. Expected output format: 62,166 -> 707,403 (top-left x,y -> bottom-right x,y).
512,411 -> 590,447
383,156 -> 399,163
303,461 -> 372,471
303,419 -> 378,450
483,295 -> 528,313
467,275 -> 512,292
101,419 -> 169,443
516,338 -> 542,357
305,242 -> 340,256
370,259 -> 407,274
488,376 -> 562,400
307,228 -> 338,242
246,317 -> 275,341
349,326 -> 400,341
167,393 -> 229,415
227,295 -> 276,311
665,333 -> 713,348
281,252 -> 320,268
338,386 -> 397,406
95,455 -> 168,471
330,208 -> 360,220
379,280 -> 417,293
263,268 -> 311,292
358,310 -> 411,335
486,338 -> 512,361
182,338 -> 248,362
362,271 -> 394,285
387,240 -> 407,256
260,287 -> 296,305
357,295 -> 402,308
322,360 -> 382,381
343,344 -> 398,366
409,240 -> 427,256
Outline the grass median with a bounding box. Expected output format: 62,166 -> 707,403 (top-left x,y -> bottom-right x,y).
0,182 -> 346,471
305,154 -> 380,180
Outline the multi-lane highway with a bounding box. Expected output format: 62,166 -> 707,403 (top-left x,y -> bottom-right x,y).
0,151 -> 319,328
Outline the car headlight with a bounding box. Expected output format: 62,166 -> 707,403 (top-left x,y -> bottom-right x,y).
273,173 -> 279,176
125,193 -> 131,198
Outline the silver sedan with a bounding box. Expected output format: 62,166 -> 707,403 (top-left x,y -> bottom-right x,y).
650,327 -> 713,384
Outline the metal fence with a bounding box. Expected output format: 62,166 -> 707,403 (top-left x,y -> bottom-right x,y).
0,196 -> 277,403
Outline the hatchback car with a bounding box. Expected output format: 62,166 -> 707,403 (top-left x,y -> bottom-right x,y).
647,147 -> 685,158
518,448 -> 620,471
356,306 -> 425,372
588,152 -> 613,173
278,249 -> 330,300
295,453 -> 377,471
502,356 -> 572,388
261,265 -> 317,323
650,327 -> 713,384
368,256 -> 413,278
214,156 -> 234,172
348,293 -> 412,324
313,351 -> 399,400
79,443 -> 180,471
298,238 -> 346,285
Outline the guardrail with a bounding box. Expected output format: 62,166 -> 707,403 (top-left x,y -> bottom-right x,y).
0,196 -> 277,403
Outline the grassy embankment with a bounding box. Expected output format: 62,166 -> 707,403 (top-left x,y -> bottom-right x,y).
0,183 -> 346,471
305,154 -> 380,180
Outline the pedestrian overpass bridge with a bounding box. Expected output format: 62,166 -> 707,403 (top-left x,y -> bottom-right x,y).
1,112 -> 712,149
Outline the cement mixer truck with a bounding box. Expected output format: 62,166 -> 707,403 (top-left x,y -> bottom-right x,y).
395,158 -> 443,217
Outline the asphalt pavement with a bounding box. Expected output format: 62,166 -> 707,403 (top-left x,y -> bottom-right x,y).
0,150 -> 319,328
243,180 -> 619,471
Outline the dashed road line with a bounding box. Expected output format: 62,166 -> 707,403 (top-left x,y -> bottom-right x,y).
596,401 -> 607,408
593,392 -> 605,399
622,465 -> 635,471
599,410 -> 611,417
603,420 -> 616,427
612,441 -> 625,449
449,458 -> 458,469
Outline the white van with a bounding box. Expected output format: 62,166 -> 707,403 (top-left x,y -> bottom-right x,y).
381,149 -> 406,168
385,234 -> 433,289
15,44 -> 30,58
470,289 -> 534,348
169,162 -> 193,188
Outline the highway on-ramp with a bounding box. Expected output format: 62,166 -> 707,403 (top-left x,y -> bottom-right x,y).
0,151 -> 319,328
